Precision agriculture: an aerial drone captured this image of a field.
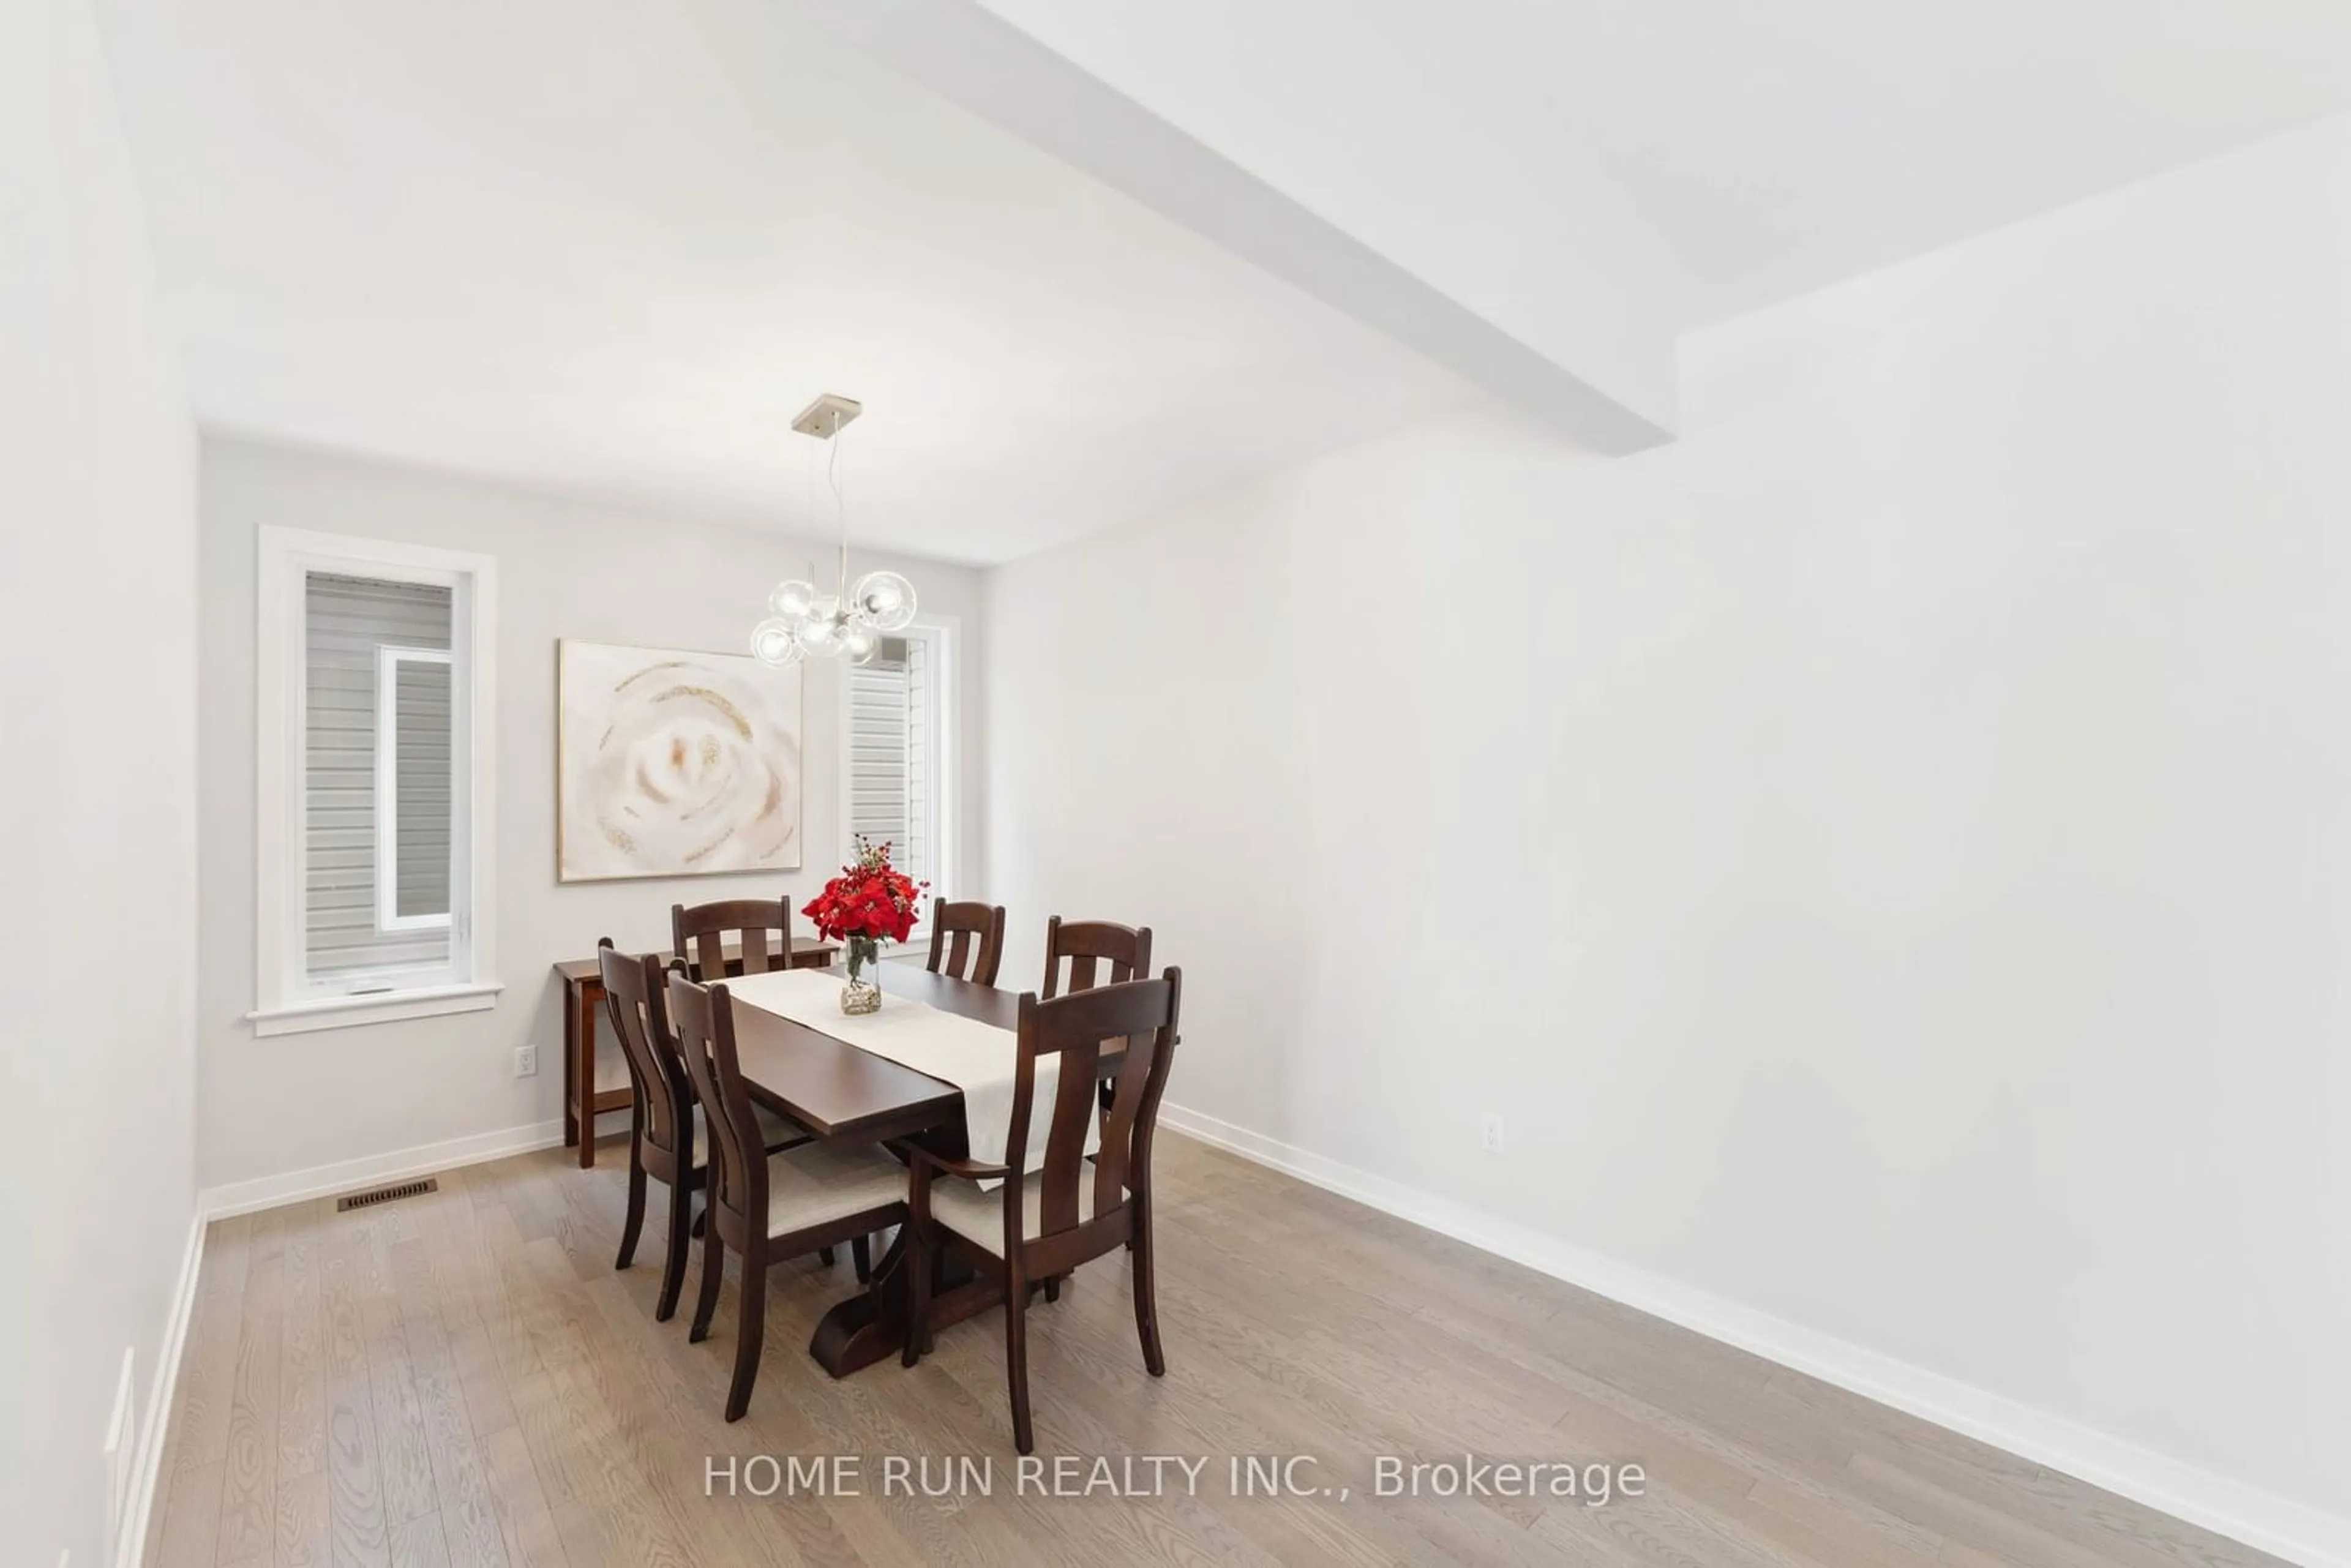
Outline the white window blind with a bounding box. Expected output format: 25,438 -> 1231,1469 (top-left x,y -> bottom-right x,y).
847,635 -> 932,886
304,572 -> 453,983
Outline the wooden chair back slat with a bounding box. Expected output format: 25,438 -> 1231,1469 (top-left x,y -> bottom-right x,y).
1092,1027 -> 1157,1215
672,898 -> 793,981
597,938 -> 688,1160
1038,1039 -> 1100,1236
665,974 -> 767,1240
926,898 -> 1007,986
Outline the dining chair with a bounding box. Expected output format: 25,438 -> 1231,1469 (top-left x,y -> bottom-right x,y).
1042,916 -> 1154,1129
1040,915 -> 1152,999
597,940 -> 828,1322
925,897 -> 1007,986
672,896 -> 798,981
901,969 -> 1183,1454
667,970 -> 912,1422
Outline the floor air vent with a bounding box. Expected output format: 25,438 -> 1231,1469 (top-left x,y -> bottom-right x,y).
336,1177 -> 439,1213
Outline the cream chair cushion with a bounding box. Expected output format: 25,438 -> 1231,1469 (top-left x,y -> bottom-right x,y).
930,1171 -> 1126,1257
764,1141 -> 908,1239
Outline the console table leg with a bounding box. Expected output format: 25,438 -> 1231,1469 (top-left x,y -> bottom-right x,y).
576,977 -> 601,1169
561,980 -> 580,1150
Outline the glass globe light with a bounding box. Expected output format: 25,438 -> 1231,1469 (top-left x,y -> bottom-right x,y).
750,617 -> 803,666
849,569 -> 917,631
795,607 -> 844,655
841,622 -> 881,665
767,579 -> 818,620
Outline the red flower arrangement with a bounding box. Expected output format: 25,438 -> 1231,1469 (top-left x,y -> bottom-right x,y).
803,837 -> 928,1001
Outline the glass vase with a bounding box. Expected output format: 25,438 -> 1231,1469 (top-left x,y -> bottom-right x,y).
841,936 -> 882,1015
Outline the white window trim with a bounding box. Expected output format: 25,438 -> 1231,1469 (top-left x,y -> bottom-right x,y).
249,526 -> 500,1037
375,645 -> 455,934
837,610 -> 959,906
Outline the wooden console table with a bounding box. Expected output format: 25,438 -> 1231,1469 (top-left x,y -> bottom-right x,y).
552,936 -> 838,1168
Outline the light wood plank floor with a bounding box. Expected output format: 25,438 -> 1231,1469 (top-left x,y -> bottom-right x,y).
150,1135 -> 2282,1567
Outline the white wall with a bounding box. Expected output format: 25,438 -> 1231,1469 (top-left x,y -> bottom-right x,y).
197,438 -> 986,1190
984,114 -> 2351,1558
0,1 -> 200,1562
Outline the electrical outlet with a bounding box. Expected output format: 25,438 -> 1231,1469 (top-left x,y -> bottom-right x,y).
1480,1113 -> 1506,1154
514,1045 -> 538,1078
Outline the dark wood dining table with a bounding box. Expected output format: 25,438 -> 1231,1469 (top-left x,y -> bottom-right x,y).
724,964 -> 1124,1378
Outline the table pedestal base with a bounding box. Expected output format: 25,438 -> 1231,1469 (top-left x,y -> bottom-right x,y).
810,1227 -> 999,1376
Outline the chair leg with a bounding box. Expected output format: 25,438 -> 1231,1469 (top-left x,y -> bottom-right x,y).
901,1225 -> 928,1368
725,1245 -> 767,1422
819,1245 -> 836,1268
1042,1275 -> 1060,1304
614,1160 -> 647,1270
1005,1272 -> 1034,1454
654,1184 -> 692,1322
852,1234 -> 872,1285
689,1221 -> 724,1344
1132,1205 -> 1165,1377
918,1241 -> 947,1357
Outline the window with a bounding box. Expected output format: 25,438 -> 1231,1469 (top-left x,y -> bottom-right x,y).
844,618 -> 954,896
252,528 -> 498,1035
375,643 -> 452,934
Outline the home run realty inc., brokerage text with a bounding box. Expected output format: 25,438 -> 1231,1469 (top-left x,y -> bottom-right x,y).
704,1451 -> 1648,1504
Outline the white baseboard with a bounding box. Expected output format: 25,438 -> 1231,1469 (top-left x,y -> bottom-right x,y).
197,1118 -> 569,1221
117,1209 -> 205,1568
1159,1101 -> 2349,1568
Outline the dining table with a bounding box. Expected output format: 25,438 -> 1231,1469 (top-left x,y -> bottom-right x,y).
723,964 -> 1125,1377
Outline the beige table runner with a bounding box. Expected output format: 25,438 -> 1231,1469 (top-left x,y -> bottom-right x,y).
725,967 -> 1096,1182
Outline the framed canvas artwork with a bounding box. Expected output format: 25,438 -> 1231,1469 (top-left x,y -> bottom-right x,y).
557,639 -> 804,882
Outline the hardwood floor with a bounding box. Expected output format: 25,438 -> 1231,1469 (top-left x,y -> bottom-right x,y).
150,1135 -> 2282,1567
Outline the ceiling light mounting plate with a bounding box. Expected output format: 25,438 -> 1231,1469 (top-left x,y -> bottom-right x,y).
792,392 -> 863,439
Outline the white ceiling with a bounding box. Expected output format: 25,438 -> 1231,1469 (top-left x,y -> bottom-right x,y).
955,0 -> 2351,430
978,0 -> 2351,326
95,0 -> 1472,564
99,0 -> 2351,556
1464,0 -> 2351,320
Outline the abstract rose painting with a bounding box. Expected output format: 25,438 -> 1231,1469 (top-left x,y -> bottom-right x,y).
557,640 -> 804,881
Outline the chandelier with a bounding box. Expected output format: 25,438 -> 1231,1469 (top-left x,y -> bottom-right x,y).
751,392 -> 916,667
